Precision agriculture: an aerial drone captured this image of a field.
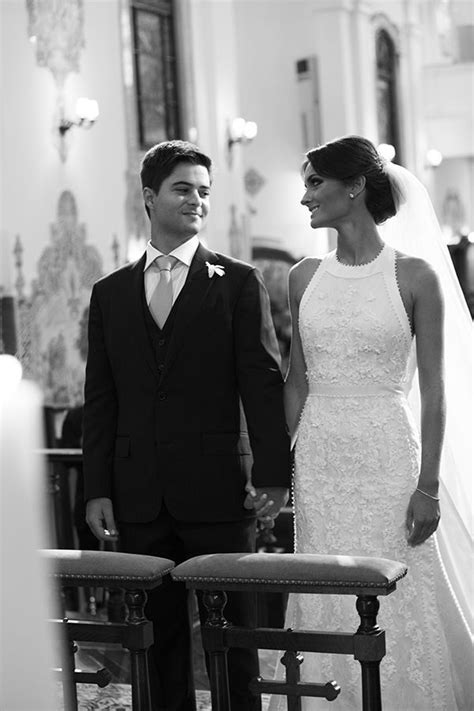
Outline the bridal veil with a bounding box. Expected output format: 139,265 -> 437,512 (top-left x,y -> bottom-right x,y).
380,162 -> 473,638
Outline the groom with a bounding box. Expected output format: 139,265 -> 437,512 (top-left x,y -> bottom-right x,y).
83,140 -> 291,710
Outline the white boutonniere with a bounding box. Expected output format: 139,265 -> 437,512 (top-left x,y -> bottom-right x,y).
205,261 -> 225,278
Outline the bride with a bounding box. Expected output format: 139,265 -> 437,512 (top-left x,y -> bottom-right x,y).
268,135 -> 472,710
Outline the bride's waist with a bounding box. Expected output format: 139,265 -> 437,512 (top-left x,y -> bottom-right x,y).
307,382 -> 405,398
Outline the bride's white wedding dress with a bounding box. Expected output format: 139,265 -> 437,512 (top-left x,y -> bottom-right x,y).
269,244 -> 471,710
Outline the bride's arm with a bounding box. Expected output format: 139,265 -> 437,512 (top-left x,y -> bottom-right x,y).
284,263 -> 311,449
405,259 -> 445,546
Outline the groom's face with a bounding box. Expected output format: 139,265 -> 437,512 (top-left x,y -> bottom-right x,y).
145,162 -> 211,247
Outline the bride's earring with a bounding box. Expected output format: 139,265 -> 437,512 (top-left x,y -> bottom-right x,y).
349,193 -> 354,199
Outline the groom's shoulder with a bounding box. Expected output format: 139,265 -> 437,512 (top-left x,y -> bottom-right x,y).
211,251 -> 257,280
92,256 -> 143,295
213,251 -> 253,271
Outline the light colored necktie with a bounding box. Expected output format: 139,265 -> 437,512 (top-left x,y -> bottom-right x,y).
149,255 -> 178,328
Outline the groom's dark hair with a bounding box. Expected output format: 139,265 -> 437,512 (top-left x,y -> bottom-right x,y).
140,140 -> 213,217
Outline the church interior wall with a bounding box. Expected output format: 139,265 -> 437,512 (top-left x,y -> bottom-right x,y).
423,61 -> 474,161
1,0 -> 128,296
184,0 -> 248,259
1,0 -> 128,405
433,157 -> 474,239
231,0 -> 433,259
233,0 -> 323,260
67,0 -> 128,275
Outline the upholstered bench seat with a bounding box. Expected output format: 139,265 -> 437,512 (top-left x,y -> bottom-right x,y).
42,548 -> 175,589
172,552 -> 407,595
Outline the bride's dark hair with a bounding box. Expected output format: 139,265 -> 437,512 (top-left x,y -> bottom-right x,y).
305,135 -> 396,225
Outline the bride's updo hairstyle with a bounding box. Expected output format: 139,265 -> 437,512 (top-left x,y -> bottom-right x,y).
305,135 -> 397,225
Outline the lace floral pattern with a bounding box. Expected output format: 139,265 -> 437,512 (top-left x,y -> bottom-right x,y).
271,248 -> 459,710
289,396 -> 452,710
300,269 -> 411,388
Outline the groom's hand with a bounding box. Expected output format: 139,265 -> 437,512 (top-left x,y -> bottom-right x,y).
244,485 -> 289,528
86,497 -> 119,542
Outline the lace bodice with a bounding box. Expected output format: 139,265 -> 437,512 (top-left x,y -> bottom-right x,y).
299,245 -> 413,391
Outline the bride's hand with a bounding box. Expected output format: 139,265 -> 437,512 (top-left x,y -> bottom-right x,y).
243,484 -> 289,528
405,489 -> 440,546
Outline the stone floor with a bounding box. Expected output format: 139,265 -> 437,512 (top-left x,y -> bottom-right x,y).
58,683 -> 271,710
58,639 -> 275,710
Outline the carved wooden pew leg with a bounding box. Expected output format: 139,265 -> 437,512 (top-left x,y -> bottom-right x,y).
60,616 -> 79,711
123,589 -> 153,711
355,595 -> 383,711
202,590 -> 231,711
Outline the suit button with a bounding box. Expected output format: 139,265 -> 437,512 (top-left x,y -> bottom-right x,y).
158,391 -> 167,401
158,364 -> 164,371
158,338 -> 166,346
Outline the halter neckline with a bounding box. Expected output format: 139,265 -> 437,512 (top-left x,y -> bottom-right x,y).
334,243 -> 385,268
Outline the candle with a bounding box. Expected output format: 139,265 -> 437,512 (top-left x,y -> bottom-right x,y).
0,355 -> 58,709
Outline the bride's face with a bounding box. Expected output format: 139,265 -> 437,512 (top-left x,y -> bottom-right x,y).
301,163 -> 353,229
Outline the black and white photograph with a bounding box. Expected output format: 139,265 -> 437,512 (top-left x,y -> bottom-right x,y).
0,1 -> 472,710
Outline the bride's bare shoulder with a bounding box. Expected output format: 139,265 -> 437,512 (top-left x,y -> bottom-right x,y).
289,256 -> 322,303
395,251 -> 440,287
395,250 -> 430,270
289,256 -> 322,284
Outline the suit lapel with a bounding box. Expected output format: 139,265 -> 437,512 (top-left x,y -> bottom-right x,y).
161,243 -> 219,376
127,254 -> 160,380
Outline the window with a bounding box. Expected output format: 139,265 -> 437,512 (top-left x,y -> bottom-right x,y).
376,29 -> 400,161
132,0 -> 180,148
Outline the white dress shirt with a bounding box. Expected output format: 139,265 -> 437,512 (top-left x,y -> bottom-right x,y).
144,235 -> 200,306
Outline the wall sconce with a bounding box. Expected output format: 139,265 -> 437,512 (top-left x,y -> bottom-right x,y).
377,143 -> 396,162
426,148 -> 443,168
59,97 -> 100,136
227,117 -> 258,167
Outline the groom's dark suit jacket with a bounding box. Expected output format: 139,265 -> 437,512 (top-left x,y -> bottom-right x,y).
83,242 -> 291,523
